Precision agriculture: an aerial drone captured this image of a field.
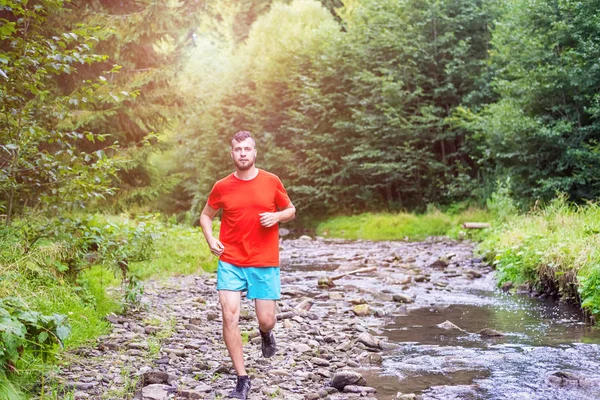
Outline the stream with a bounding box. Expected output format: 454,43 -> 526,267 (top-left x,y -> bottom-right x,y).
280,236 -> 600,400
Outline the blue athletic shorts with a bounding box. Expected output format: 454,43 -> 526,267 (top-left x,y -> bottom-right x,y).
216,260 -> 281,300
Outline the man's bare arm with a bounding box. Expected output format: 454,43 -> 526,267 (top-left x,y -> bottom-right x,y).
259,203 -> 296,228
200,203 -> 225,257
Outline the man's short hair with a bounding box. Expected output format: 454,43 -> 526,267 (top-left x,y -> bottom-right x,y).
231,131 -> 255,147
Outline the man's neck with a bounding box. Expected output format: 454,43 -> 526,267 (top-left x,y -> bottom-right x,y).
234,166 -> 259,181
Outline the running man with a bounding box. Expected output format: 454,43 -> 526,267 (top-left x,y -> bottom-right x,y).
199,130 -> 296,399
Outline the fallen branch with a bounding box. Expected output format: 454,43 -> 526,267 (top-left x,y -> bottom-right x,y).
318,266 -> 377,288
331,266 -> 377,281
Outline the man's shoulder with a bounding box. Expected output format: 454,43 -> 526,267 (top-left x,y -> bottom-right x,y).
258,169 -> 282,182
214,173 -> 236,187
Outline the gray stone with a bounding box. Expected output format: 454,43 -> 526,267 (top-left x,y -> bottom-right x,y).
392,294 -> 414,303
357,332 -> 380,349
479,328 -> 504,337
143,371 -> 169,385
141,384 -> 175,400
330,371 -> 367,391
437,320 -> 464,331
343,385 -> 377,393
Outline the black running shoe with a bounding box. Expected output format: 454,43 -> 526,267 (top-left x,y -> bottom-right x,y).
260,329 -> 277,358
228,375 -> 251,399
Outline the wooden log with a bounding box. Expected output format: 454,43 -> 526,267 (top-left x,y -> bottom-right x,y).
462,222 -> 491,229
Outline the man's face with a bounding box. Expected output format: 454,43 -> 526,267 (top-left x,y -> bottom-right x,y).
231,137 -> 257,171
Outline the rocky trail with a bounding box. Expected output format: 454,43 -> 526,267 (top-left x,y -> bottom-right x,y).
51,236 -> 600,400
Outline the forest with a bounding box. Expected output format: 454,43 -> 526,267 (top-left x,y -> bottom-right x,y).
1,0 -> 600,397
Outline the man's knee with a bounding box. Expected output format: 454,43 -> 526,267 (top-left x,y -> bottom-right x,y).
258,317 -> 276,332
221,307 -> 240,328
256,308 -> 276,331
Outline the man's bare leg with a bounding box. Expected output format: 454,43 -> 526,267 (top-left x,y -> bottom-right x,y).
255,299 -> 277,357
255,299 -> 276,332
219,290 -> 247,376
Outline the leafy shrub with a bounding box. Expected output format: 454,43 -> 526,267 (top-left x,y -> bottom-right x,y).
0,298 -> 70,372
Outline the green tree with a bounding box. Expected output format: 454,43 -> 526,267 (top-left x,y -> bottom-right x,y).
172,0 -> 496,216
0,0 -> 118,224
465,0 -> 600,203
289,0 -> 496,212
175,0 -> 341,216
55,0 -> 205,211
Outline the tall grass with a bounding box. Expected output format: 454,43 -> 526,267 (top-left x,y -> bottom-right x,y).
0,216 -> 214,397
316,207 -> 491,241
479,196 -> 600,320
130,224 -> 216,279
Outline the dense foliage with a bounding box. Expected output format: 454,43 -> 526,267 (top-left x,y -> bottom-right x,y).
3,0 -> 599,217
176,0 -> 497,215
0,0 -> 119,224
461,0 -> 600,203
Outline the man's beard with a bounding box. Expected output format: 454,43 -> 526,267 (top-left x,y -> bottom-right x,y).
234,158 -> 255,171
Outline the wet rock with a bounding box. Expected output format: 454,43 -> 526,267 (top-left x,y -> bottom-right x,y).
357,332 -> 380,349
343,385 -> 377,393
429,257 -> 449,269
379,341 -> 400,351
352,304 -> 371,316
437,320 -> 465,331
396,393 -> 419,399
547,371 -> 600,388
501,281 -> 514,292
358,352 -> 383,364
330,371 -> 367,391
479,328 -> 504,337
299,235 -> 313,241
466,269 -> 483,279
318,277 -> 335,288
392,294 -> 414,304
516,283 -> 530,294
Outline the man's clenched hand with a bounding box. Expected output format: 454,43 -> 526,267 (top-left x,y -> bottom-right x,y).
259,212 -> 280,228
207,237 -> 225,257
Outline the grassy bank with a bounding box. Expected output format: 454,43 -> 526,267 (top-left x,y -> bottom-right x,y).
316,207 -> 491,241
0,215 -> 214,398
479,197 -> 600,320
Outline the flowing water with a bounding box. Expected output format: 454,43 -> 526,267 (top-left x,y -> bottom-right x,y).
280,237 -> 600,400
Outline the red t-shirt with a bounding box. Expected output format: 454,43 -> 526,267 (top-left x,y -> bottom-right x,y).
207,169 -> 291,267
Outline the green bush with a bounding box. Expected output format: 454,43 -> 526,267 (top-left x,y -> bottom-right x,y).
479,196 -> 600,320
0,214 -> 214,396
